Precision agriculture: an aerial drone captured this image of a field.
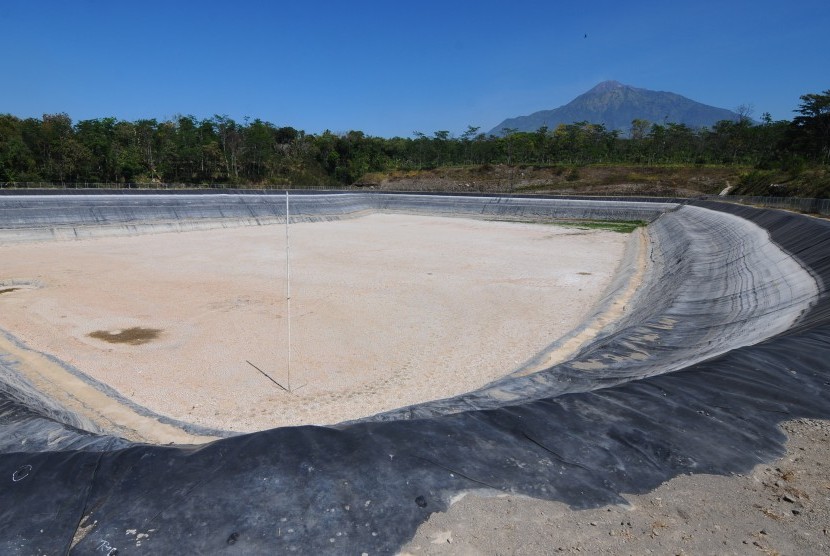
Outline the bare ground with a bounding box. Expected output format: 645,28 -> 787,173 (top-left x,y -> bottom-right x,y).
0,214 -> 628,436
403,418 -> 830,555
357,164 -> 742,197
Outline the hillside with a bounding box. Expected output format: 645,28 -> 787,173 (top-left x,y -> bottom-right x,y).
489,81 -> 745,135
357,164 -> 743,197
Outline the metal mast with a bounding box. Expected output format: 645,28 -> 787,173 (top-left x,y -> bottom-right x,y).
285,190 -> 291,392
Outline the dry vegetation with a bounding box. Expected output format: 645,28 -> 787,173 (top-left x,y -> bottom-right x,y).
357,164 -> 743,197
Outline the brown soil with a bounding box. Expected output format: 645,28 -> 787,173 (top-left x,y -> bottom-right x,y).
357,164 -> 743,197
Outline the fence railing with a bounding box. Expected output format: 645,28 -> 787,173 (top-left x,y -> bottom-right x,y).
709,195 -> 830,216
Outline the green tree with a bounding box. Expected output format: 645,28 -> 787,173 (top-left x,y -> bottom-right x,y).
0,115 -> 37,181
460,125 -> 480,164
75,117 -> 118,181
39,114 -> 90,182
534,126 -> 549,164
241,118 -> 274,183
134,119 -> 160,180
629,119 -> 650,140
501,127 -> 518,166
432,130 -> 451,165
214,115 -> 242,182
112,120 -> 146,182
792,90 -> 830,163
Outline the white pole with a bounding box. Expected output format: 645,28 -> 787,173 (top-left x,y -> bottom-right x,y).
285,190 -> 291,392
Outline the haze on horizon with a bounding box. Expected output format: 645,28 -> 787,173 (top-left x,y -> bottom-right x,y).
1,0 -> 827,138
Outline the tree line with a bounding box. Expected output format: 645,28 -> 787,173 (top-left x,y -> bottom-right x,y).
1,90 -> 827,187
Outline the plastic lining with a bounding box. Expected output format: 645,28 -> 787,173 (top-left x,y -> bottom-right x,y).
0,193 -> 828,555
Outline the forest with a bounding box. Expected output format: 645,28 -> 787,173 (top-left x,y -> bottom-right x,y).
0,90 -> 827,194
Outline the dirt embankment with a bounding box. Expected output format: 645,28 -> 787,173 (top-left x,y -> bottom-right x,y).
356,164 -> 744,197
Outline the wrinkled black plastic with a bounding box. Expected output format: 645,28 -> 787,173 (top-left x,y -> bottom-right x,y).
0,194 -> 828,555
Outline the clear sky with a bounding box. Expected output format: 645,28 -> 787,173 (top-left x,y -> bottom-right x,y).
1,0 -> 827,137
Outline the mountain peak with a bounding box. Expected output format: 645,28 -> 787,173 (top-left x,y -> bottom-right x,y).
488,82 -> 743,135
587,80 -> 626,93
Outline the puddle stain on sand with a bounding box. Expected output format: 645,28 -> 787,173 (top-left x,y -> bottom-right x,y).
88,327 -> 162,345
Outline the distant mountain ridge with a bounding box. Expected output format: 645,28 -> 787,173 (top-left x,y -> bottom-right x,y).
488,81 -> 745,136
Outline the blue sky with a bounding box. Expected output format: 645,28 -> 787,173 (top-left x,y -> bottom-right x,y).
1,0 -> 827,137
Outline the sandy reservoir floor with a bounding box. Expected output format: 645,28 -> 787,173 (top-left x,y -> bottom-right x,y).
0,214 -> 627,433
